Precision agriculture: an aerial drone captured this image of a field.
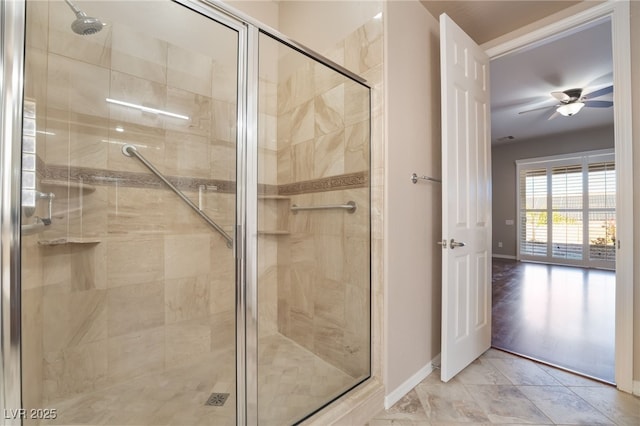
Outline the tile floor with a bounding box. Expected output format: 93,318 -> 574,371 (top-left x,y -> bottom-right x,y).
368,348 -> 640,425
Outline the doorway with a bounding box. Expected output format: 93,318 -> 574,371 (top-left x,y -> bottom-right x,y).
489,8 -> 632,389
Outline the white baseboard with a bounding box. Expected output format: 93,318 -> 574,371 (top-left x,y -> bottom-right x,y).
384,355 -> 440,409
633,380 -> 640,396
492,254 -> 516,260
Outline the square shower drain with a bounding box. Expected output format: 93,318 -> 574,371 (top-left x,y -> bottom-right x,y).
205,393 -> 230,407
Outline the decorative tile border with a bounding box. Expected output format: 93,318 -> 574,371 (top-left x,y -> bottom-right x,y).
39,160 -> 367,196
43,163 -> 238,194
278,172 -> 369,195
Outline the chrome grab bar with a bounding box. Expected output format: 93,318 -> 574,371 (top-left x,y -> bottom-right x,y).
21,218 -> 47,236
290,201 -> 357,214
122,144 -> 233,248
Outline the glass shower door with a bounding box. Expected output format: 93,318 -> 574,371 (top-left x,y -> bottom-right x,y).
20,1 -> 239,424
256,33 -> 372,425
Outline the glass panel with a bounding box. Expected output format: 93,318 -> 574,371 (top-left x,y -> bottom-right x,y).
552,211 -> 583,259
588,162 -> 615,209
521,211 -> 547,256
552,165 -> 582,209
521,168 -> 547,210
519,169 -> 547,256
21,1 -> 238,424
589,212 -> 616,262
550,165 -> 583,260
257,33 -> 371,424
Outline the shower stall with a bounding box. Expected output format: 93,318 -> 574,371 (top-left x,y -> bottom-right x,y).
0,0 -> 371,424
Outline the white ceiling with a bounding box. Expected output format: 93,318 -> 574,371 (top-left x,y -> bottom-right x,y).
490,19 -> 613,144
420,0 -> 583,44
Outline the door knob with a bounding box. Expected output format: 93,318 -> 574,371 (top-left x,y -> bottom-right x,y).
436,239 -> 447,249
450,239 -> 465,249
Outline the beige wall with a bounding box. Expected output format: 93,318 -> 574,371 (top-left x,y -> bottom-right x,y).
492,125 -> 614,258
279,1 -> 381,55
226,0 -> 280,28
384,0 -> 442,395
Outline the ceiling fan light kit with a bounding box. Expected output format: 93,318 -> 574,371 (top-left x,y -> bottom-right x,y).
518,84 -> 613,119
557,102 -> 585,116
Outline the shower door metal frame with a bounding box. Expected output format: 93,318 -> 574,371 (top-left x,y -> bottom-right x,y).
1,0 -> 26,423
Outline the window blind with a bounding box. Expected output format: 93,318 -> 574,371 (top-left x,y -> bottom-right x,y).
551,165 -> 583,260
517,152 -> 615,268
588,162 -> 616,262
519,168 -> 547,257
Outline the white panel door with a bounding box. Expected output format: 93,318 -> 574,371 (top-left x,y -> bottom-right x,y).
440,14 -> 492,382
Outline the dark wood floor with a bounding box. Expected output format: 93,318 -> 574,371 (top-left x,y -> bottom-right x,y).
491,259 -> 615,384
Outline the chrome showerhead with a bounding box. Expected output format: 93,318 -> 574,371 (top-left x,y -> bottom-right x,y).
64,0 -> 104,35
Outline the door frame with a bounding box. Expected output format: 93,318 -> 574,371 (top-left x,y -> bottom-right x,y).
483,1 -> 633,393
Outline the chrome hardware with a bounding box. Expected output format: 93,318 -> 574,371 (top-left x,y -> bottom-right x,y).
450,239 -> 465,249
290,201 -> 357,214
436,239 -> 447,249
411,172 -> 442,184
21,217 -> 47,236
122,144 -> 233,248
39,191 -> 54,225
21,191 -> 55,235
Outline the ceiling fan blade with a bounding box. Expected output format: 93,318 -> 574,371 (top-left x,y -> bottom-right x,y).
584,100 -> 613,108
518,104 -> 556,114
583,85 -> 613,100
547,110 -> 561,121
551,91 -> 570,102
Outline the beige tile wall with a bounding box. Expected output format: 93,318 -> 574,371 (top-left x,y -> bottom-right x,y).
268,17 -> 380,378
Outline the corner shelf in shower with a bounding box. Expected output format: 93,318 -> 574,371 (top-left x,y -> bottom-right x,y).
258,195 -> 291,236
40,179 -> 96,194
38,237 -> 101,246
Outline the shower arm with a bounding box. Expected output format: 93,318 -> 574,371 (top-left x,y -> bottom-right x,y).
64,0 -> 85,16
121,144 -> 233,249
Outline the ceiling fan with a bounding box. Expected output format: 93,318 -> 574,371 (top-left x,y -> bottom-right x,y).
519,85 -> 613,120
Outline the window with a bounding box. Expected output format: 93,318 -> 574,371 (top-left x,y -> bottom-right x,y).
517,150 -> 615,269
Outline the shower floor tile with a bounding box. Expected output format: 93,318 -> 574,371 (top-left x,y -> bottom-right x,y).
37,333 -> 355,426
258,334 -> 356,425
